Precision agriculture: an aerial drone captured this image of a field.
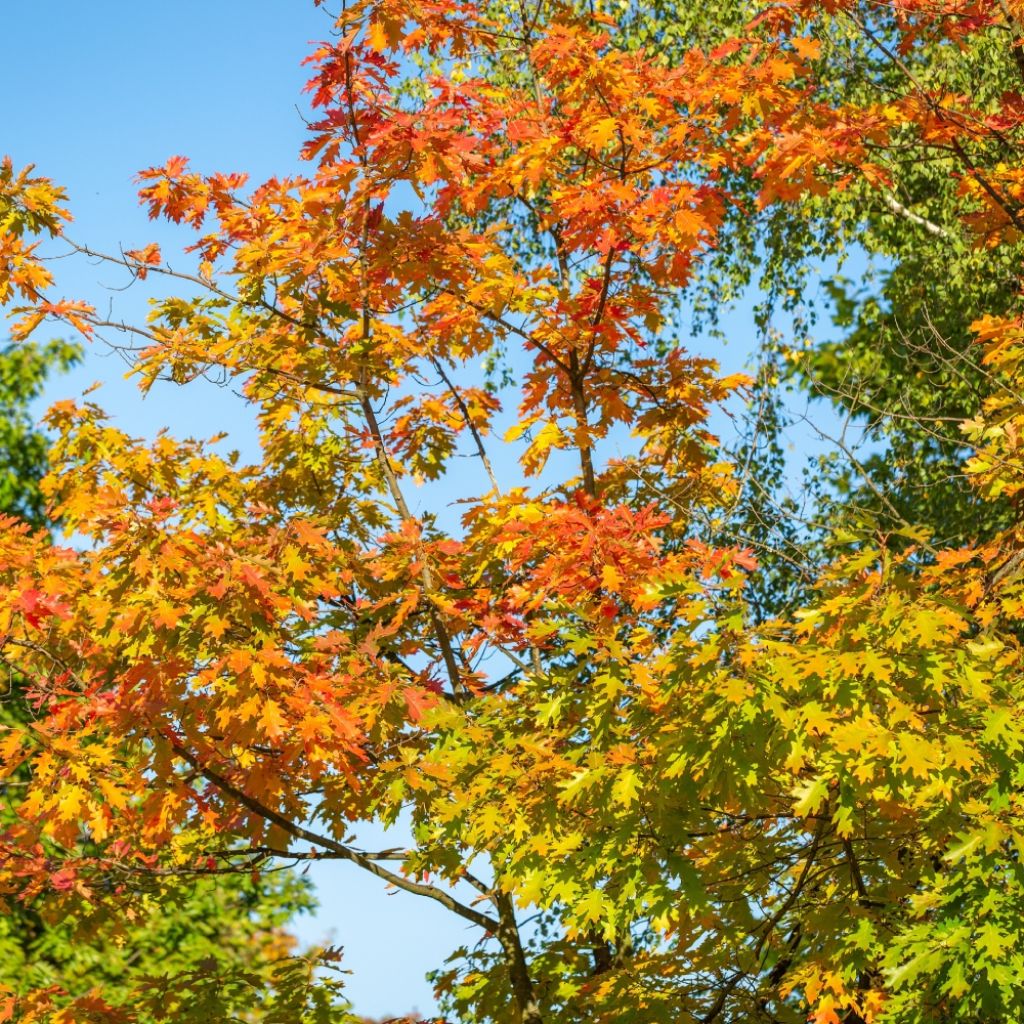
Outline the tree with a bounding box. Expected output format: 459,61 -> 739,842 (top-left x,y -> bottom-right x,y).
605,0 -> 1024,558
2,1 -> 1024,1022
0,340 -> 336,1022
471,0 -> 1024,611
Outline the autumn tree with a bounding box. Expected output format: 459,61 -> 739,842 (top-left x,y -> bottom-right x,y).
0,339 -> 335,1022
605,0 -> 1024,558
3,1 -> 1024,1023
474,0 -> 1024,615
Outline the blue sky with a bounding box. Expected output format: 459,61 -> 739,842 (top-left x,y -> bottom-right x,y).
2,2 -> 863,1017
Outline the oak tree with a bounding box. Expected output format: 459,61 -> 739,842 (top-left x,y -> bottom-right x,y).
3,1 -> 1024,1022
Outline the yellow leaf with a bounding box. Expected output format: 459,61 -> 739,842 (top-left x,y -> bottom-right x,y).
55,784 -> 87,823
793,775 -> 829,817
259,699 -> 287,740
584,117 -> 619,150
601,563 -> 622,590
611,768 -> 641,807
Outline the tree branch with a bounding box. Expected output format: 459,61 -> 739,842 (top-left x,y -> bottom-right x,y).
171,741 -> 500,933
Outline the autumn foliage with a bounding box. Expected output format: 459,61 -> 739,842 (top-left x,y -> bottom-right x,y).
4,0 -> 1024,1021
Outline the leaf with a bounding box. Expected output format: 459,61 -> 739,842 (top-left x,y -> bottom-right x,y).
792,776 -> 829,817
944,832 -> 984,864
55,785 -> 86,823
574,889 -> 611,929
584,117 -> 619,150
611,767 -> 641,807
259,700 -> 287,740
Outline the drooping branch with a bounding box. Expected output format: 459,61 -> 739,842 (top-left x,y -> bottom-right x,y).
171,741 -> 500,933
431,356 -> 501,495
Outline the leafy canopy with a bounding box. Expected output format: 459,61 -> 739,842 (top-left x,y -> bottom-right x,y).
3,1 -> 1024,1023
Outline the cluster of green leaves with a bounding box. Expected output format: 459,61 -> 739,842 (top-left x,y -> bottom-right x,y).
0,341 -> 79,526
691,3 -> 1024,559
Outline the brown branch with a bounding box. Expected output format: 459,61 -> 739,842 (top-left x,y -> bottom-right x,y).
357,388 -> 468,700
431,356 -> 501,494
171,741 -> 500,933
493,889 -> 545,1024
568,349 -> 597,498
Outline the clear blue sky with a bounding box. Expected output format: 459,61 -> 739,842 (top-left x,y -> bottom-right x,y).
2,2 -> 860,1017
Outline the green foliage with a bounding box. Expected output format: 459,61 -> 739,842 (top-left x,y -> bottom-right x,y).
0,339 -> 79,526
0,875 -> 341,1023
